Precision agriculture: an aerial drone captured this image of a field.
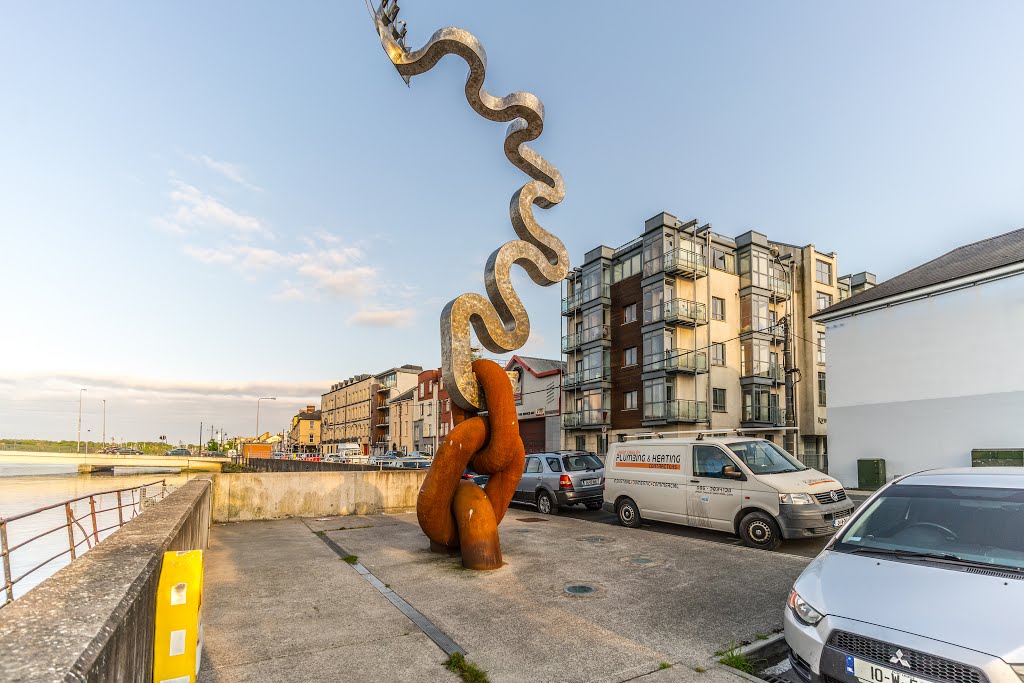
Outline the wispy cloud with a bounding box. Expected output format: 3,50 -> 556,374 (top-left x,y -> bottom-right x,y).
193,154 -> 262,192
165,180 -> 270,238
183,244 -> 235,265
348,308 -> 416,328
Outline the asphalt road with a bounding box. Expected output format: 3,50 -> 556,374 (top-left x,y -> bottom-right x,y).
509,492 -> 870,560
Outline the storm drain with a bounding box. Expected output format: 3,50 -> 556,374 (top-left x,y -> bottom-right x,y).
564,584 -> 595,596
629,557 -> 655,565
510,529 -> 534,534
517,517 -> 547,523
578,536 -> 611,544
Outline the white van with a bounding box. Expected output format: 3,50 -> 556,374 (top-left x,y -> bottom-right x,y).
602,436 -> 854,549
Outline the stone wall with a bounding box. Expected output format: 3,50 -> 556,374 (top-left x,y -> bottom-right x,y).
211,470 -> 427,522
0,478 -> 212,682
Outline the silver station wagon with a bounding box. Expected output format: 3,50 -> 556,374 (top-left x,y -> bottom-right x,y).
512,451 -> 605,514
785,468 -> 1024,683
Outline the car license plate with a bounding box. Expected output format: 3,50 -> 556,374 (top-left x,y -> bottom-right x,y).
848,656 -> 936,683
581,478 -> 600,487
833,515 -> 849,528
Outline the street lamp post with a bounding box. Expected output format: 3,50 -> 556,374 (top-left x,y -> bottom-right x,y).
256,397 -> 276,443
77,389 -> 87,453
102,400 -> 106,449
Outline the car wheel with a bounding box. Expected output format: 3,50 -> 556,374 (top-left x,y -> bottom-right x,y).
616,498 -> 642,528
536,490 -> 558,515
585,501 -> 603,511
739,511 -> 782,550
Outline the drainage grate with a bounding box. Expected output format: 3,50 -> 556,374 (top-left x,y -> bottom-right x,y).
510,529 -> 534,534
629,557 -> 655,565
564,584 -> 595,595
579,536 -> 611,543
517,517 -> 548,523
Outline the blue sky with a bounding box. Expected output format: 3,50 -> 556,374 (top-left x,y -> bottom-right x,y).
2,1 -> 1023,443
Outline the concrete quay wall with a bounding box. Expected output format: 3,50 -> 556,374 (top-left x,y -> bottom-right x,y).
0,478 -> 212,682
211,470 -> 428,522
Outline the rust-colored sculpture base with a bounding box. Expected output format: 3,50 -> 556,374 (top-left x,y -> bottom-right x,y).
416,359 -> 525,569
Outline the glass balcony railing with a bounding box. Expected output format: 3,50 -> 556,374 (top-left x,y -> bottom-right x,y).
663,298 -> 707,326
665,350 -> 708,374
563,367 -> 609,387
742,405 -> 786,426
643,399 -> 708,423
561,333 -> 582,352
580,283 -> 610,304
768,276 -> 791,299
663,248 -> 708,277
562,291 -> 583,314
561,408 -> 610,429
741,362 -> 785,383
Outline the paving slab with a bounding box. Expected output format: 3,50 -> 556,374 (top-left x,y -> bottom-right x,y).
198,518 -> 458,683
330,507 -> 811,683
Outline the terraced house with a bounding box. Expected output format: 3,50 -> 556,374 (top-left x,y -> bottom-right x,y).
561,212 -> 873,465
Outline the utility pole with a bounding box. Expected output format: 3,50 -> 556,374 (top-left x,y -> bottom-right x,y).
782,315 -> 797,456
77,389 -> 87,453
256,397 -> 276,443
199,422 -> 203,456
102,400 -> 106,449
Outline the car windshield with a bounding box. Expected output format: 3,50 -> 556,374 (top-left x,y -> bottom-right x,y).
834,483 -> 1024,571
562,454 -> 603,471
726,441 -> 806,474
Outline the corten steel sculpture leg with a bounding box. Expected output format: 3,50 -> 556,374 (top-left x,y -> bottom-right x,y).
369,2 -> 568,568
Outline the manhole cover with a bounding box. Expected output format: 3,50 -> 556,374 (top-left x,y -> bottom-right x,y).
518,517 -> 547,523
579,536 -> 611,543
630,557 -> 655,565
564,584 -> 595,595
510,529 -> 534,534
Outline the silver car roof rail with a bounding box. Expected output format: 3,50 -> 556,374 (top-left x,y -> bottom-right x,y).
621,427 -> 797,441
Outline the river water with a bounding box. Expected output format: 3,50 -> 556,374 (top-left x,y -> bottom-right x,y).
0,463 -> 201,602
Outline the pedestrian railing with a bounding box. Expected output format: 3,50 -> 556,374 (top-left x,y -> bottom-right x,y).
0,479 -> 170,608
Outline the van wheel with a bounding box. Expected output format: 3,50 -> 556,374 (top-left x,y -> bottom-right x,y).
536,490 -> 558,515
739,511 -> 782,550
616,498 -> 642,528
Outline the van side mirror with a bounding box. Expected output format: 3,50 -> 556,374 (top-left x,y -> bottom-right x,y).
722,465 -> 743,479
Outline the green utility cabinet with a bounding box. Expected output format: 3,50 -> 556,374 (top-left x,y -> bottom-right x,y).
857,458 -> 886,490
971,449 -> 1024,467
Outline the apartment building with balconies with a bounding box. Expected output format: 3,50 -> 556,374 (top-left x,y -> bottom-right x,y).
372,365 -> 422,454
562,211 -> 873,465
321,374 -> 374,456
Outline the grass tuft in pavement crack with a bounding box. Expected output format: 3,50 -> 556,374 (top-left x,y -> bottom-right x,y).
445,652 -> 490,683
342,554 -> 358,564
659,662 -> 672,669
718,643 -> 755,674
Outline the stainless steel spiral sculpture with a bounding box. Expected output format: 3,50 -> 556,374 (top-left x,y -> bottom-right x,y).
370,1 -> 570,411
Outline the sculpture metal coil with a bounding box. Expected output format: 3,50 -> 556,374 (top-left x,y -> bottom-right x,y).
372,5 -> 570,411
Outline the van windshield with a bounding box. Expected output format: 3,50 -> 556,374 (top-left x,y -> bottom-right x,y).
727,441 -> 807,474
834,484 -> 1024,571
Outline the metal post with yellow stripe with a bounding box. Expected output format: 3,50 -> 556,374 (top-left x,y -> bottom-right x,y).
154,549 -> 204,683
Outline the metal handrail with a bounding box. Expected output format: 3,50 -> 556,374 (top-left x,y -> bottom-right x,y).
0,479 -> 169,607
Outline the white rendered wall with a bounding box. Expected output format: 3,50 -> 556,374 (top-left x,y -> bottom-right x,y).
824,273 -> 1024,487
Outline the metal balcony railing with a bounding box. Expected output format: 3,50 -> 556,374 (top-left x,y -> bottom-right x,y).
663,248 -> 708,277
561,409 -> 610,429
663,298 -> 707,326
643,399 -> 708,423
741,362 -> 785,383
768,276 -> 791,299
741,405 -> 787,426
562,291 -> 583,314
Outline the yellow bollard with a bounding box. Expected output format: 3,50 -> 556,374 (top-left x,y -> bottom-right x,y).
153,550 -> 204,683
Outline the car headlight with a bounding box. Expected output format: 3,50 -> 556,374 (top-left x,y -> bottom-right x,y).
779,493 -> 815,505
788,589 -> 824,625
1011,664 -> 1024,682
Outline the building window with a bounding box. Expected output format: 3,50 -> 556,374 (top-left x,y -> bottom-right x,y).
623,303 -> 637,324
623,390 -> 638,411
575,435 -> 586,451
816,330 -> 826,364
816,291 -> 833,311
712,388 -> 726,412
711,342 -> 725,366
740,293 -> 770,333
818,372 -> 827,406
623,347 -> 637,367
613,253 -> 641,282
815,259 -> 832,285
642,283 -> 668,324
711,248 -> 735,273
711,297 -> 725,321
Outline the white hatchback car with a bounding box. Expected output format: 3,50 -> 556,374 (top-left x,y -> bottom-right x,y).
785,468 -> 1024,683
